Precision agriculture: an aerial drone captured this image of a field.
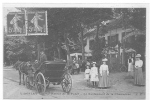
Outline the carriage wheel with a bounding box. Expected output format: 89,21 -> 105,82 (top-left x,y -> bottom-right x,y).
35,72 -> 46,95
25,76 -> 32,89
61,73 -> 72,93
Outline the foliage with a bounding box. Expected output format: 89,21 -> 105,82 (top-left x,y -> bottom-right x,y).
92,35 -> 105,62
22,8 -> 113,59
92,39 -> 101,61
4,33 -> 37,64
112,8 -> 146,31
125,35 -> 146,55
4,8 -> 146,64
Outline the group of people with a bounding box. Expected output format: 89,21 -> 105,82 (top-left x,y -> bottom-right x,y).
128,54 -> 145,86
84,54 -> 145,89
84,58 -> 109,88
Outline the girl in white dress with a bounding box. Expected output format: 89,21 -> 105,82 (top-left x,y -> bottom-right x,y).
90,62 -> 99,87
84,65 -> 90,86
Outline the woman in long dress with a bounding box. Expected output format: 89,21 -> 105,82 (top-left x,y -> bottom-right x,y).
128,56 -> 134,78
90,62 -> 99,87
98,58 -> 109,88
134,54 -> 145,86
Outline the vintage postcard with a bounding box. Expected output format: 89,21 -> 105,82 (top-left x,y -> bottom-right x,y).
3,3 -> 147,99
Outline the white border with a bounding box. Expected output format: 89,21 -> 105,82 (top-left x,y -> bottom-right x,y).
3,3 -> 149,8
2,3 -> 150,100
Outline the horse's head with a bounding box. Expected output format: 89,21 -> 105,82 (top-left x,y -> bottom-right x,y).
13,61 -> 22,70
21,62 -> 33,74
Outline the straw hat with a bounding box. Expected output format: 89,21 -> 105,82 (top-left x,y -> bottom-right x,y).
135,54 -> 141,58
102,58 -> 108,62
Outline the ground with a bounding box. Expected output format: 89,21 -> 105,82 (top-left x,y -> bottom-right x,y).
3,67 -> 145,99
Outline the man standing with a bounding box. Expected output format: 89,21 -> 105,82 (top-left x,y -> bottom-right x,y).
40,51 -> 47,63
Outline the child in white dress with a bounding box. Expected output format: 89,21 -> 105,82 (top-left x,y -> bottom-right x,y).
84,65 -> 90,86
90,62 -> 99,87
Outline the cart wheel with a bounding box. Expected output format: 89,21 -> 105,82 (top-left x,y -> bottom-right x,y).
61,73 -> 72,93
35,72 -> 46,95
25,76 -> 32,89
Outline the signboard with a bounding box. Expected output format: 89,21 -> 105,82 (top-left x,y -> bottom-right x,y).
7,11 -> 48,36
27,11 -> 48,35
7,12 -> 26,36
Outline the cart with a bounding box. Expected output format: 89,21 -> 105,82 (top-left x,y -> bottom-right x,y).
25,60 -> 72,95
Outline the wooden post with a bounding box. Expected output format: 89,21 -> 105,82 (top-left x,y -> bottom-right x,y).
122,40 -> 125,65
81,27 -> 85,62
122,15 -> 126,65
64,33 -> 70,65
37,44 -> 40,61
109,30 -> 111,65
122,32 -> 126,65
96,24 -> 99,40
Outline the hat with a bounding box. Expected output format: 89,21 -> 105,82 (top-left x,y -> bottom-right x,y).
102,58 -> 108,62
135,54 -> 141,58
92,62 -> 96,64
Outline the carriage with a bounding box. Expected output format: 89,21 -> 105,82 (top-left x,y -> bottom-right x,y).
25,60 -> 72,95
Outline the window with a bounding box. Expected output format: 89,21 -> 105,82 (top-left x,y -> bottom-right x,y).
89,40 -> 95,50
108,34 -> 118,47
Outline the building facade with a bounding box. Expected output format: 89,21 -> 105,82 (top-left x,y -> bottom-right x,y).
83,20 -> 139,65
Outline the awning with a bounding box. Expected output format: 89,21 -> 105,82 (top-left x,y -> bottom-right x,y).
123,30 -> 145,40
125,48 -> 136,53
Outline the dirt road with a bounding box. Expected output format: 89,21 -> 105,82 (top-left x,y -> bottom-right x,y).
3,68 -> 145,99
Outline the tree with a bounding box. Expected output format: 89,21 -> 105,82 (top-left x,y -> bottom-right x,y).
4,32 -> 37,64
5,8 -> 113,63
92,24 -> 106,62
112,8 -> 146,64
112,8 -> 146,31
24,8 -> 113,58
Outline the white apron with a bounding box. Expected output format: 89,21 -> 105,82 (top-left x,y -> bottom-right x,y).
90,67 -> 99,82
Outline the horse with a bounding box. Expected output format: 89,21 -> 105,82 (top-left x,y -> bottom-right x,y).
13,60 -> 22,70
14,61 -> 33,85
